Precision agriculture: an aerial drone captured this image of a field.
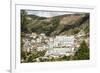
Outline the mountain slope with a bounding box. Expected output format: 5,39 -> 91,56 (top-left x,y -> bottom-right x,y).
21,13 -> 89,36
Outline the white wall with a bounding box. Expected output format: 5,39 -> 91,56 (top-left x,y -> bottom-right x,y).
0,0 -> 100,73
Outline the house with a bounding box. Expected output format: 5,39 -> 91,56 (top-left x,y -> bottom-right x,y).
47,36 -> 75,48
77,30 -> 85,37
31,39 -> 36,43
30,33 -> 37,39
36,38 -> 41,43
40,33 -> 47,39
44,35 -> 75,57
45,48 -> 74,57
37,47 -> 44,51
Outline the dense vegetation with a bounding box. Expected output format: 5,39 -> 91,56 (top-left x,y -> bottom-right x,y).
73,40 -> 89,60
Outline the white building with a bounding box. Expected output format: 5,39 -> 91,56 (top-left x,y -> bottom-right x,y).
45,48 -> 74,57
45,36 -> 75,57
30,33 -> 37,39
48,36 -> 75,48
36,38 -> 41,43
77,30 -> 85,37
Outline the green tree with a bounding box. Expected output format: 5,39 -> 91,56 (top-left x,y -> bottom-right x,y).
72,28 -> 80,35
26,50 -> 46,62
49,17 -> 60,35
21,10 -> 29,32
74,40 -> 89,60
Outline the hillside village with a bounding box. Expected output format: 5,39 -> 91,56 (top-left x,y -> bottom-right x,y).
21,10 -> 89,62
21,30 -> 89,62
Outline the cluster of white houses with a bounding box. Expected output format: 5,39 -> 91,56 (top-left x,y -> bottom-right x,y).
45,36 -> 75,56
22,30 -> 86,57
